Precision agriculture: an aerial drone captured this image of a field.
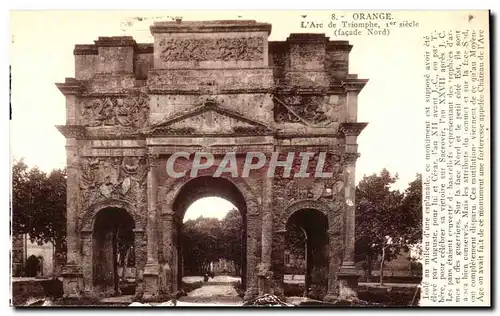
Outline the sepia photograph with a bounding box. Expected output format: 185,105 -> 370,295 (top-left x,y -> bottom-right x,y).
9,9 -> 490,308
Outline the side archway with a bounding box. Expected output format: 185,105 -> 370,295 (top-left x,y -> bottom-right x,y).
277,199 -> 331,232
80,199 -> 143,232
80,199 -> 144,298
275,199 -> 333,300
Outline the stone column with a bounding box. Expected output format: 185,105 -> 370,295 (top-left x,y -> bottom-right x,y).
161,209 -> 174,296
143,154 -> 160,299
80,230 -> 93,296
335,122 -> 368,300
258,176 -> 273,295
56,78 -> 84,298
133,229 -> 145,300
271,229 -> 286,298
62,137 -> 83,298
336,152 -> 360,298
324,226 -> 343,301
244,210 -> 260,301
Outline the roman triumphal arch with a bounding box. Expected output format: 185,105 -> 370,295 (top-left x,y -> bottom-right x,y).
56,20 -> 368,301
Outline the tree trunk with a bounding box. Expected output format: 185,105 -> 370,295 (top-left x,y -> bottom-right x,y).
365,255 -> 372,282
121,247 -> 130,282
53,238 -> 66,278
379,247 -> 385,286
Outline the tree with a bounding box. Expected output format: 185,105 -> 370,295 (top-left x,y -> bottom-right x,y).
219,208 -> 243,273
11,159 -> 67,275
355,170 -> 423,284
285,223 -> 306,276
182,216 -> 224,275
181,209 -> 245,276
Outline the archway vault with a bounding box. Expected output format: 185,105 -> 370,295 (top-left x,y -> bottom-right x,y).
159,171 -> 261,299
277,199 -> 332,232
159,166 -> 260,217
80,199 -> 143,233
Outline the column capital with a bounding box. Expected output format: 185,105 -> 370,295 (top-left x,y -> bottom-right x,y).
160,211 -> 174,219
147,152 -> 161,168
344,152 -> 361,165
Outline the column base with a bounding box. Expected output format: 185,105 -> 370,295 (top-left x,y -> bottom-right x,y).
338,262 -> 359,299
62,264 -> 83,298
323,292 -> 339,302
143,262 -> 160,301
257,263 -> 273,296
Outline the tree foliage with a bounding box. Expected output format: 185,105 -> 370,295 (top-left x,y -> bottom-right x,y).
12,159 -> 67,249
355,169 -> 422,281
182,208 -> 243,275
219,208 -> 243,269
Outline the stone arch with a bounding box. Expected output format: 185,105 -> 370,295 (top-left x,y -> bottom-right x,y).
158,166 -> 261,299
82,203 -> 141,298
80,199 -> 142,232
277,199 -> 332,232
160,166 -> 260,216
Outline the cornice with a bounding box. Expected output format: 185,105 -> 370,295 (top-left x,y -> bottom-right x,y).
341,78 -> 369,92
55,78 -> 85,96
339,122 -> 368,136
56,125 -> 87,139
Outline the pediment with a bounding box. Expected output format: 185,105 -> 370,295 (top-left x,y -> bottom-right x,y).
149,104 -> 273,136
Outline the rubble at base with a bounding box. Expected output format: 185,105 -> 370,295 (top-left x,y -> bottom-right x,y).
241,294 -> 294,306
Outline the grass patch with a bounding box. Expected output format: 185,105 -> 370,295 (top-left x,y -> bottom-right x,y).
283,282 -> 305,297
357,286 -> 420,306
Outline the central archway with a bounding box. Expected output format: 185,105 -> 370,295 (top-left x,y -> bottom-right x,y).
167,175 -> 255,298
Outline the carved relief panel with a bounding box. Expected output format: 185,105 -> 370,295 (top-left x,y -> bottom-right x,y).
272,151 -> 345,211
79,91 -> 150,128
158,37 -> 265,62
274,94 -> 344,127
79,156 -> 148,213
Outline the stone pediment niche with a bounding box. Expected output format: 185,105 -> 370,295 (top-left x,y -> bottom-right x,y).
150,97 -> 272,136
274,94 -> 343,127
80,91 -> 149,128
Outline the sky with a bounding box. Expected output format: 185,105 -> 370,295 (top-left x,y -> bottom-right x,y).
10,10 -> 435,220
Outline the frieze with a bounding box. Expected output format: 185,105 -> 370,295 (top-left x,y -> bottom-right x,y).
147,145 -> 274,155
80,91 -> 149,128
148,127 -> 196,136
232,126 -> 273,135
79,156 -> 148,213
158,37 -> 264,62
147,68 -> 274,93
274,94 -> 343,127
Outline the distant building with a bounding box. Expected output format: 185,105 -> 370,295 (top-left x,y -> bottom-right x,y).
11,234 -> 54,277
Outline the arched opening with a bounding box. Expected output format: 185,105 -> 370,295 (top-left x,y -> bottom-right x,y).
171,176 -> 247,294
284,209 -> 328,299
25,255 -> 42,277
92,207 -> 136,297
